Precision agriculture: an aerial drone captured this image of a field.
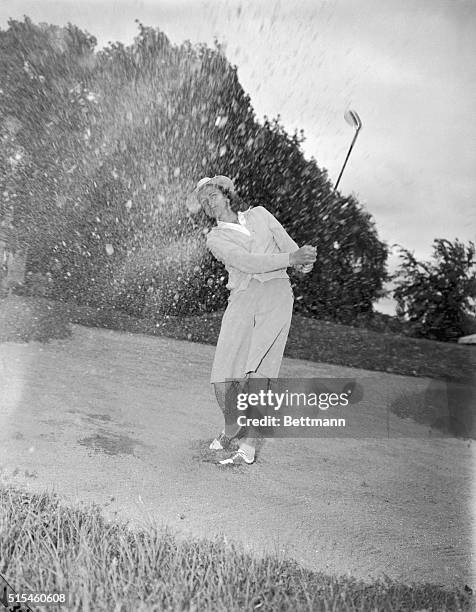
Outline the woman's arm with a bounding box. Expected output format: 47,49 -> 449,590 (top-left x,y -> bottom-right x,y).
207,234 -> 290,274
257,206 -> 299,253
257,206 -> 315,272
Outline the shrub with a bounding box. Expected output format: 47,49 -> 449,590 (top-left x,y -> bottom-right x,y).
393,239 -> 476,341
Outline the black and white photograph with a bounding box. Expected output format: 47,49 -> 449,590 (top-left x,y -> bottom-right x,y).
0,1 -> 474,610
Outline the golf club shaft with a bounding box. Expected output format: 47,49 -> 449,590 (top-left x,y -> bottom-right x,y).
334,129 -> 360,191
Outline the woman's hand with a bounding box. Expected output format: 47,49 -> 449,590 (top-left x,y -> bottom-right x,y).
289,245 -> 317,266
294,263 -> 314,274
300,263 -> 314,274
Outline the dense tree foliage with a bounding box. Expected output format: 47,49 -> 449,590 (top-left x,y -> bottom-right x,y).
0,18 -> 388,322
393,239 -> 476,341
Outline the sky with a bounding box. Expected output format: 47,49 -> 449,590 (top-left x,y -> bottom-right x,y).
1,0 -> 475,313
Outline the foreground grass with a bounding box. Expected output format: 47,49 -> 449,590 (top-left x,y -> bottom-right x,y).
0,486 -> 471,612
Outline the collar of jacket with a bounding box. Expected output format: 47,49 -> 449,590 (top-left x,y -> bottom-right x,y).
208,224 -> 253,248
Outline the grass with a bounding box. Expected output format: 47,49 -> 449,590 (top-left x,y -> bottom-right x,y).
0,485 -> 472,612
1,294 -> 475,382
61,298 -> 475,383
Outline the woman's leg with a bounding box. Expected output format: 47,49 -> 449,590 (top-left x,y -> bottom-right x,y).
233,280 -> 294,462
212,380 -> 246,439
235,372 -> 264,460
213,279 -> 293,464
209,286 -> 256,449
244,279 -> 294,379
209,293 -> 255,381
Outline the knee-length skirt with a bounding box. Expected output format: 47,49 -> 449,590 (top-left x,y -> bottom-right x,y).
210,277 -> 294,383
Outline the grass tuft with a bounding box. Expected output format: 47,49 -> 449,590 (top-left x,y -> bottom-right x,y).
0,486 -> 471,611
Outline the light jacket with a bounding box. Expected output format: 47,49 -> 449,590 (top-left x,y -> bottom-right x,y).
206,206 -> 299,295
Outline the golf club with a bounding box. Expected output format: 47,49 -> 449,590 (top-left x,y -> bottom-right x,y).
334,109 -> 362,191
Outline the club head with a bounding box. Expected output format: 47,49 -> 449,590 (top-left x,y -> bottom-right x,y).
344,109 -> 362,132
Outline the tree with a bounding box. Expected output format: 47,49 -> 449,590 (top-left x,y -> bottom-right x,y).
393,239 -> 476,341
1,18 -> 389,321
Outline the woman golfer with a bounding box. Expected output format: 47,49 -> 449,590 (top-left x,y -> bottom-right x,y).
195,175 -> 316,465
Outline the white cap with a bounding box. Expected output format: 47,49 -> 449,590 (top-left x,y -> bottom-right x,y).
194,175 -> 235,194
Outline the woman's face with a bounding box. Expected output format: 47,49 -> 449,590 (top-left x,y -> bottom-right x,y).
198,185 -> 229,220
